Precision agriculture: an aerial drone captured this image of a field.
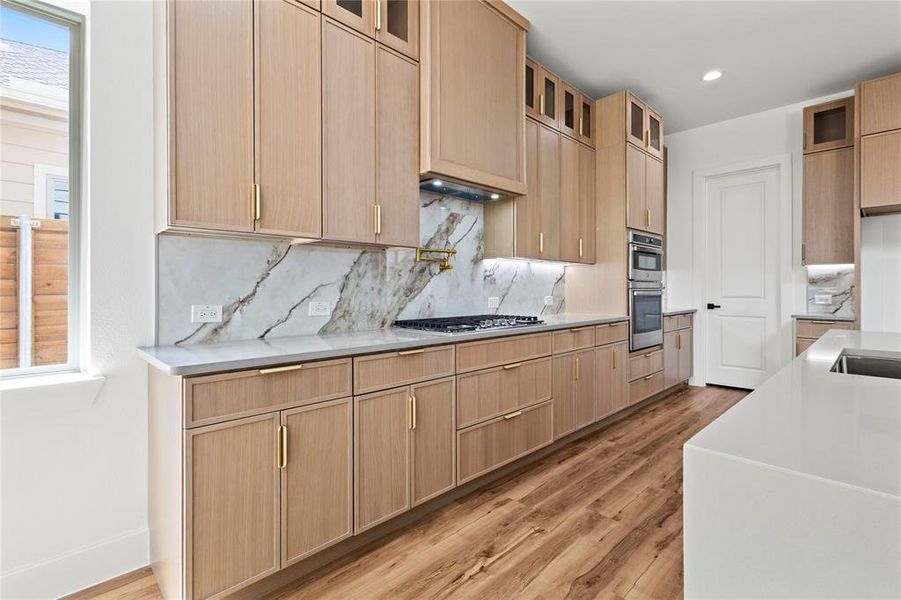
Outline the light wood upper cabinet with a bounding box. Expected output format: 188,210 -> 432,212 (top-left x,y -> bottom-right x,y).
376,0 -> 419,60
281,398 -> 353,566
322,0 -> 376,38
169,0 -> 255,232
560,83 -> 580,139
411,377 -> 456,506
625,93 -> 646,149
525,58 -> 540,121
596,341 -> 628,421
516,118 -> 543,257
538,122 -> 561,260
645,156 -> 665,235
186,414 -> 279,600
578,143 -> 597,263
646,107 -> 664,159
421,0 -> 528,196
860,130 -> 901,214
535,67 -> 561,129
578,95 -> 594,147
625,143 -> 647,231
858,71 -> 901,136
802,147 -> 854,264
803,97 -> 854,154
375,45 -> 420,247
559,135 -> 581,262
255,0 -> 322,238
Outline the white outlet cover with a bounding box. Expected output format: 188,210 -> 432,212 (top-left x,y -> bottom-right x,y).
544,296 -> 554,306
191,304 -> 223,323
308,301 -> 331,317
487,296 -> 500,309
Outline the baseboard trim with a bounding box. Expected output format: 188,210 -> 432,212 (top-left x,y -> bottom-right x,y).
0,528 -> 148,600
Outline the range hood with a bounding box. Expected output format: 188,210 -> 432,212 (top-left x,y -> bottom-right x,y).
419,177 -> 512,202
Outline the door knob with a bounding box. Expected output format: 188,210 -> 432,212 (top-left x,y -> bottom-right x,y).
707,303 -> 721,310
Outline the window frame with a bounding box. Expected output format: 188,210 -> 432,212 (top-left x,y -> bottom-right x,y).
1,0 -> 84,378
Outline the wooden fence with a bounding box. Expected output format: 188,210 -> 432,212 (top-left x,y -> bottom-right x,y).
0,215 -> 68,369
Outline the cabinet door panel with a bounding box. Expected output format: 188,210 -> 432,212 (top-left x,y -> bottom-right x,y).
578,144 -> 596,263
678,328 -> 693,382
411,377 -> 456,505
663,331 -> 679,390
538,124 -> 561,259
322,0 -> 375,37
573,348 -> 596,431
354,387 -> 411,532
626,93 -> 646,148
802,148 -> 854,264
560,84 -> 579,138
186,414 -> 279,599
578,96 -> 594,147
515,119 -> 541,258
646,156 -> 665,235
625,144 -> 647,231
256,0 -> 321,238
376,46 -> 420,247
646,107 -> 664,159
171,0 -> 254,231
559,135 -> 581,262
861,130 -> 901,212
552,353 -> 575,439
537,68 -> 560,128
322,19 -> 376,243
859,73 -> 901,136
597,341 -> 629,420
376,0 -> 419,60
282,398 -> 352,566
803,97 -> 854,154
525,60 -> 540,121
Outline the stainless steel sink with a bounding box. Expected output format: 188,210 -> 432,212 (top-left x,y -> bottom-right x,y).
831,350 -> 901,380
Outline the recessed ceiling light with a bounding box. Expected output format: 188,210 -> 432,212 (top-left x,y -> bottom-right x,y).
702,70 -> 723,82
489,193 -> 500,200
432,180 -> 443,187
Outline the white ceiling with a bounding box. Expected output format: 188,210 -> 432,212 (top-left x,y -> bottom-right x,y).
507,1 -> 901,132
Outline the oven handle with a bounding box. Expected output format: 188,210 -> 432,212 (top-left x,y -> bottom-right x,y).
632,290 -> 663,296
630,243 -> 663,255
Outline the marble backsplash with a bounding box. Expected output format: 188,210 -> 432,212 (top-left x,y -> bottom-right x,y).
157,193 -> 565,346
805,265 -> 854,318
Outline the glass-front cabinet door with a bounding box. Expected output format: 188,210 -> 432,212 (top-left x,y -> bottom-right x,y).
323,0 -> 376,38
578,96 -> 593,147
525,59 -> 539,120
560,84 -> 579,138
537,67 -> 560,128
646,107 -> 663,159
626,92 -> 645,148
376,0 -> 419,60
803,97 -> 854,154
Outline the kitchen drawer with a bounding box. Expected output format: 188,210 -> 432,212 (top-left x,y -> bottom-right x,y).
552,326 -> 595,354
664,314 -> 692,332
594,321 -> 629,346
456,357 -> 552,428
184,358 -> 352,427
629,348 -> 664,382
455,332 -> 552,374
353,345 -> 455,394
795,319 -> 853,340
457,400 -> 553,484
629,371 -> 664,405
796,337 -> 816,356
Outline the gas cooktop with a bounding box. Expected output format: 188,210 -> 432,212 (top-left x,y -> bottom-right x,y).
393,315 -> 543,334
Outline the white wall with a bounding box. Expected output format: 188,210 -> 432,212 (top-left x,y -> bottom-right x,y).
665,91 -> 850,385
0,1 -> 155,598
861,214 -> 901,332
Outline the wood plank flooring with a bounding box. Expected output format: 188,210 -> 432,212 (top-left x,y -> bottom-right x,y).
75,385 -> 745,600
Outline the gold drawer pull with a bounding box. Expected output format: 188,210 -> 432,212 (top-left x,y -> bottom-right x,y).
259,363 -> 303,375
398,348 -> 425,356
810,320 -> 836,325
612,349 -> 617,369
502,362 -> 523,370
503,410 -> 523,420
644,352 -> 654,358
644,374 -> 655,381
607,322 -> 620,327
569,327 -> 589,333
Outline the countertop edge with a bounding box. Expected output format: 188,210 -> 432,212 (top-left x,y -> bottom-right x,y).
139,315 -> 630,377
664,309 -> 697,316
791,313 -> 855,322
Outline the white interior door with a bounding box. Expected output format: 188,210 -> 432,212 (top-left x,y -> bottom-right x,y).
705,166 -> 781,389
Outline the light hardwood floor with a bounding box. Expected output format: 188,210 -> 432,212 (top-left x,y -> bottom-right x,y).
71,385 -> 745,600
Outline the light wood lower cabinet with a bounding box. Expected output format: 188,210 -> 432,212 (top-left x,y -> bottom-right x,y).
629,348 -> 664,381
596,341 -> 628,420
186,414 -> 280,600
553,349 -> 596,439
281,398 -> 352,566
456,357 -> 552,428
629,371 -> 664,405
794,318 -> 855,356
663,328 -> 692,390
354,378 -> 455,532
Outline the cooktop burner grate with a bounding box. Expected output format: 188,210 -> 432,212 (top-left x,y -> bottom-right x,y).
393,314 -> 542,334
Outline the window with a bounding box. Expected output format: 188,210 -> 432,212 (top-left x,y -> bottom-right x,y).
0,0 -> 82,376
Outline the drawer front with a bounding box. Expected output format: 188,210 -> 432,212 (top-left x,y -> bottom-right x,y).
552,327 -> 595,354
353,345 -> 455,394
455,332 -> 552,374
457,401 -> 553,484
629,349 -> 664,381
595,321 -> 629,346
796,337 -> 816,356
185,358 -> 352,427
664,314 -> 693,332
629,371 -> 665,405
678,314 -> 693,330
456,357 -> 552,428
795,320 -> 853,340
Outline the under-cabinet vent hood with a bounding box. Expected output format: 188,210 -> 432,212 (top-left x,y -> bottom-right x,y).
420,178 -> 511,202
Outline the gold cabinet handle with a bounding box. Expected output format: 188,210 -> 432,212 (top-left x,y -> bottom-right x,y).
539,232 -> 544,253
574,357 -> 580,381
539,93 -> 545,115
644,374 -> 655,381
579,116 -> 584,136
252,183 -> 261,221
570,327 -> 589,333
397,348 -> 425,356
375,0 -> 381,30
277,425 -> 287,469
259,363 -> 303,375
810,320 -> 837,325
645,208 -> 651,227
409,395 -> 417,430
645,130 -> 649,147
373,204 -> 381,235
579,238 -> 583,258
502,362 -> 523,370
612,349 -> 617,369
503,410 -> 523,420
644,352 -> 654,358
676,333 -> 682,350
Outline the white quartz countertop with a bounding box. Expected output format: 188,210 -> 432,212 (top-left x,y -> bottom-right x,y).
686,330 -> 901,498
791,313 -> 855,322
664,308 -> 697,316
138,313 -> 628,377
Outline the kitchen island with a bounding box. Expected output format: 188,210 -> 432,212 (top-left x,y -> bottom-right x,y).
683,329 -> 901,599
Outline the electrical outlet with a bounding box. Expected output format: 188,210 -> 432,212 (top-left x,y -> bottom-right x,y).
191,304 -> 222,323
308,301 -> 331,317
544,296 -> 554,307
487,296 -> 500,309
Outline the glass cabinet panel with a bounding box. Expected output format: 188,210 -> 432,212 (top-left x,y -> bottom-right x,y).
562,87 -> 576,135
337,0 -> 363,17
543,75 -> 556,120
579,99 -> 592,145
385,0 -> 408,41
646,109 -> 663,158
525,61 -> 537,118
324,0 -> 375,38
813,107 -> 846,144
803,97 -> 854,154
629,97 -> 644,144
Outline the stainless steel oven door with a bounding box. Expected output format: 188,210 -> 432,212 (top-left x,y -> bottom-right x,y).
630,288 -> 664,351
628,243 -> 663,283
